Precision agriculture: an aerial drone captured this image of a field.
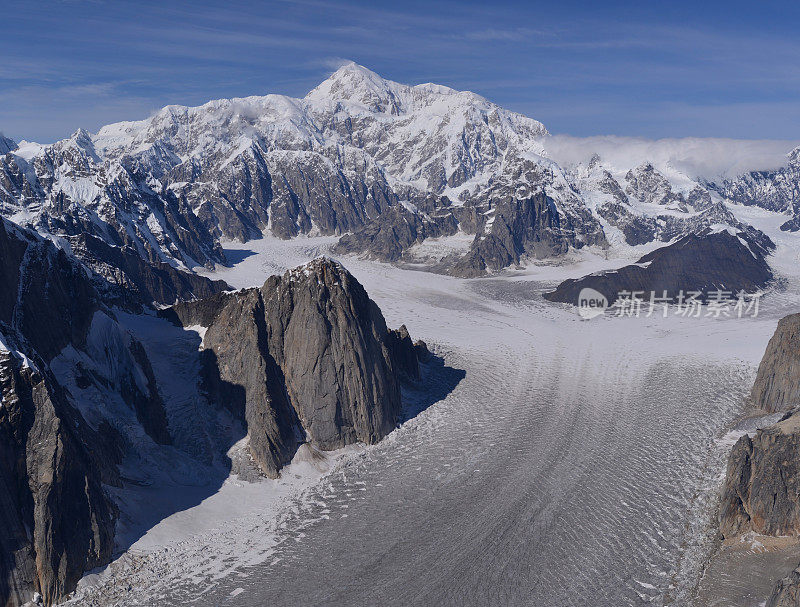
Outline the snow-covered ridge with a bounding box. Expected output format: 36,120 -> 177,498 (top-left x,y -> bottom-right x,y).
1,61 -> 799,280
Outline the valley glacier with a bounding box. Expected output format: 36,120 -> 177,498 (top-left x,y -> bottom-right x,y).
65,217 -> 800,606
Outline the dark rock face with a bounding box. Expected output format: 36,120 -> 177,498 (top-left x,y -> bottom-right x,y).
0,218 -> 130,606
334,198 -> 459,263
121,338 -> 172,445
720,311 -> 800,542
0,352 -> 117,607
165,258 -> 423,478
0,134 -> 16,155
768,565 -> 800,607
625,163 -> 686,207
386,325 -> 423,382
0,218 -> 98,361
70,232 -> 230,307
336,191 -> 607,278
751,314 -> 800,413
719,412 -> 800,538
451,193 -> 580,277
544,229 -> 774,306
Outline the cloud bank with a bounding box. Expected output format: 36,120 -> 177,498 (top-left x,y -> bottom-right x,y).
541,135 -> 800,180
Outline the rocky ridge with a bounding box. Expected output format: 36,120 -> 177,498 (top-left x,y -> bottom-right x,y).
164,257 -> 427,478
0,218 -> 122,606
543,228 -> 774,306
718,313 -> 800,604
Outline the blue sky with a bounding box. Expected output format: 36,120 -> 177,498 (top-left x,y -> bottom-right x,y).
2,0 -> 799,143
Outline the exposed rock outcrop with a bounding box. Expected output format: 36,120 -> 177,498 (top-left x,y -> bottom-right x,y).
450,193 -> 587,277
752,314 -> 800,413
334,197 -> 459,263
0,218 -> 153,606
0,218 -> 98,361
70,232 -> 230,307
768,564 -> 800,606
720,411 -> 800,538
544,229 -> 774,306
0,134 -> 16,155
164,258 -> 425,478
0,351 -> 118,607
386,325 -> 426,382
336,191 -> 607,278
719,311 -> 800,606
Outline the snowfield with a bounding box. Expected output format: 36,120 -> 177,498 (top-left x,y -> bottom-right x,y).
65,207 -> 800,606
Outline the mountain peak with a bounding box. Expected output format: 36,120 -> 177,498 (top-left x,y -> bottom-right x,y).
0,132 -> 17,155
62,127 -> 100,161
305,62 -> 406,114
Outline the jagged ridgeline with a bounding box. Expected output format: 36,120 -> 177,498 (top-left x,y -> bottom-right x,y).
0,216 -> 428,606
1,63 -> 797,283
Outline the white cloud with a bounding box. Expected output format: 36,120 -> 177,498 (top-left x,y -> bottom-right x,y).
541,135 -> 800,180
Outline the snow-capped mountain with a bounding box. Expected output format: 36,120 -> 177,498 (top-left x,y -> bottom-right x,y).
1,62 -> 798,285
713,147 -> 800,230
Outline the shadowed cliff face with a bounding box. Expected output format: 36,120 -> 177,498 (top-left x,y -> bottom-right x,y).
166,257 -> 425,478
0,351 -> 118,607
720,413 -> 800,538
767,565 -> 800,606
719,314 -> 800,605
0,218 -> 144,606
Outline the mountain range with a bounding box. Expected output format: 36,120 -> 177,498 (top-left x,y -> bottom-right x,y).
2,62 -> 800,606
2,62 -> 798,290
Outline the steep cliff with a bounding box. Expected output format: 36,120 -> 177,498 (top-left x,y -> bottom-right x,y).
0,350 -> 118,607
165,257 -> 424,478
751,314 -> 800,413
768,564 -> 800,607
720,411 -> 800,538
0,218 -> 152,606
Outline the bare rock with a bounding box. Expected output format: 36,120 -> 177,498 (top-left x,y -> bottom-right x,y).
0,352 -> 117,607
544,229 -> 774,306
165,258 -> 425,478
768,564 -> 800,606
752,314 -> 800,413
386,325 -> 421,382
720,411 -> 800,538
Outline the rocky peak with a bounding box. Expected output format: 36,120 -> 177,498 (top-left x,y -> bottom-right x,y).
624,162 -> 684,207
165,257 -> 425,478
0,133 -> 16,155
306,62 -> 408,114
790,146 -> 800,167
